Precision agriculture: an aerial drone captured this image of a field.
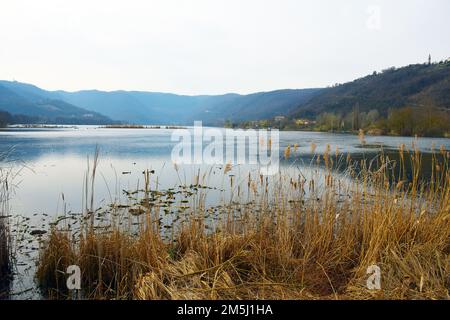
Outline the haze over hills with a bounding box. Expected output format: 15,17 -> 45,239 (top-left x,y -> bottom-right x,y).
1,60 -> 449,126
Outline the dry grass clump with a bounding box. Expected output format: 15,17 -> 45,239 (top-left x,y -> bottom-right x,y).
35,229 -> 76,298
36,227 -> 168,299
36,149 -> 449,300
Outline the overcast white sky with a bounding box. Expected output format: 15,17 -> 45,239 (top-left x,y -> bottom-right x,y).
1,0 -> 449,94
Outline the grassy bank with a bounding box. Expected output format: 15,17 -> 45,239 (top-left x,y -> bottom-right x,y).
36,146 -> 449,299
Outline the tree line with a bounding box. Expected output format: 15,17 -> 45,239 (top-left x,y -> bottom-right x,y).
314,106 -> 449,137
0,110 -> 44,127
225,105 -> 449,137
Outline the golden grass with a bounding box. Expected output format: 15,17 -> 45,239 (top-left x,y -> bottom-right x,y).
36,148 -> 449,300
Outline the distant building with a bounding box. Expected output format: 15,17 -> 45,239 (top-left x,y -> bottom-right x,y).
295,119 -> 313,126
274,116 -> 286,122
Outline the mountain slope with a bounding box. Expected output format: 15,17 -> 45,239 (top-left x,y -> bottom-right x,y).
54,89 -> 321,124
55,90 -> 207,124
0,82 -> 113,124
0,83 -> 320,125
3,60 -> 448,126
0,80 -> 57,102
196,89 -> 321,124
292,61 -> 450,118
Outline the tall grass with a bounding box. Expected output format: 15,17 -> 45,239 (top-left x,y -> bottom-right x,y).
36,146 -> 449,300
0,184 -> 10,299
0,153 -> 14,299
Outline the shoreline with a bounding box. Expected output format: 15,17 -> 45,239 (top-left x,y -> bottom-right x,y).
1,122 -> 449,138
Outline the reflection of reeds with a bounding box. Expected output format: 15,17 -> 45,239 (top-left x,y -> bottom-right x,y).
36,149 -> 449,300
310,142 -> 317,154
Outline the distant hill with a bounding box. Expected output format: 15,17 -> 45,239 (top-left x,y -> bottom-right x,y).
0,81 -> 113,124
292,61 -> 450,118
196,89 -> 320,124
0,80 -> 321,125
53,88 -> 321,125
2,60 -> 449,126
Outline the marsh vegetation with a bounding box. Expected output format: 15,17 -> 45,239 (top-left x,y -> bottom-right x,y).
35,145 -> 449,300
0,154 -> 13,299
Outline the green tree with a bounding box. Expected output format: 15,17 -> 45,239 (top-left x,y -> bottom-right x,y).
388,107 -> 415,136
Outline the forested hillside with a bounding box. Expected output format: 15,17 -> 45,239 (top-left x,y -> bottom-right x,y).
292,61 -> 450,118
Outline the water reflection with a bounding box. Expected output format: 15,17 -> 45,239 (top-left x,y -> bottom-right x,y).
0,126 -> 448,218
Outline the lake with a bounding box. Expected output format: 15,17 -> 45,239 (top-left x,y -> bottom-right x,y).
0,125 -> 449,298
1,126 -> 449,216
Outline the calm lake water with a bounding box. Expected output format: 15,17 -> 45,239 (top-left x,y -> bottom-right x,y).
1,126 -> 449,217
0,125 -> 449,298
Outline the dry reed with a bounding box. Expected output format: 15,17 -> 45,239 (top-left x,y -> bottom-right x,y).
36,148 -> 449,300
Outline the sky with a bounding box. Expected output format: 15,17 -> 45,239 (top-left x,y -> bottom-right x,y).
1,0 -> 449,95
